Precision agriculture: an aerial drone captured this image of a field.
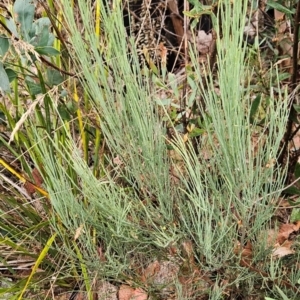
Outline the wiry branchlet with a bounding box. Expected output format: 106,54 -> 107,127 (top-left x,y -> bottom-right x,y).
124,0 -> 179,70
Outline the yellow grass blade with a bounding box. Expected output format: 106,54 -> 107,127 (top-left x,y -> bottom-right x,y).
17,233 -> 57,300
0,157 -> 26,183
0,157 -> 49,198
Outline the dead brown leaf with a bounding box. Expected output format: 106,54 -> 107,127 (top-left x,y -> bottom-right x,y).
74,224 -> 84,241
23,181 -> 37,196
141,259 -> 180,298
159,42 -> 167,66
142,260 -> 160,283
113,155 -> 123,165
143,260 -> 179,286
182,239 -> 194,264
24,167 -> 44,195
95,281 -> 118,300
277,222 -> 300,244
273,240 -> 295,258
97,246 -> 106,262
234,241 -> 253,267
273,9 -> 300,73
195,30 -> 213,54
118,285 -> 147,300
265,222 -> 300,258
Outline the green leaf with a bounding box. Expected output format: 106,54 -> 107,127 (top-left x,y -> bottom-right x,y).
34,46 -> 60,56
60,89 -> 68,97
187,76 -> 197,107
155,98 -> 172,106
277,72 -> 290,81
284,186 -> 300,196
57,104 -> 72,121
2,17 -> 19,37
35,18 -> 51,31
267,1 -> 295,15
249,94 -> 261,123
287,197 -> 300,206
30,24 -> 50,47
275,285 -> 290,300
25,79 -> 42,95
17,233 -> 57,300
46,69 -> 64,86
295,162 -> 300,179
293,104 -> 300,114
0,62 -> 11,93
189,127 -> 205,138
290,108 -> 299,124
175,123 -> 184,133
5,68 -> 17,82
168,73 -> 179,98
66,100 -> 78,113
30,18 -> 53,47
291,208 -> 300,223
13,0 -> 35,41
0,35 -> 9,56
187,0 -> 200,7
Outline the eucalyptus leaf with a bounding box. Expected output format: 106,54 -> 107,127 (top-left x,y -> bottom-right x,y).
13,0 -> 35,41
0,35 -> 9,56
46,69 -> 64,86
30,24 -> 50,47
57,104 -> 72,121
30,18 -> 54,47
3,17 -> 19,38
0,62 -> 11,93
25,78 -> 42,95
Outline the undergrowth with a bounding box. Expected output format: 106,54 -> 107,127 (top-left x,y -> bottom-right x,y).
0,0 -> 300,299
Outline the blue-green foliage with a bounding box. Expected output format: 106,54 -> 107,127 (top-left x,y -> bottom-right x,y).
14,0 -> 35,41
0,35 -> 9,56
0,0 -> 60,94
0,62 -> 10,93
